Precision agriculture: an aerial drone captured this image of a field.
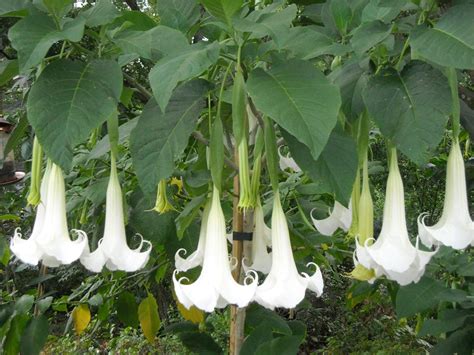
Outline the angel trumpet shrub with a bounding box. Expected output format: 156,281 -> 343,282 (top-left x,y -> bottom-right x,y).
311,200 -> 352,236
255,191 -> 324,309
243,202 -> 272,274
355,148 -> 436,286
174,201 -> 210,272
418,139 -> 474,249
11,162 -> 88,267
80,156 -> 151,272
173,186 -> 258,312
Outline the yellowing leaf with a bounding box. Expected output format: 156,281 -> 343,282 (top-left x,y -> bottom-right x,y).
138,293 -> 160,343
72,304 -> 91,335
176,300 -> 204,324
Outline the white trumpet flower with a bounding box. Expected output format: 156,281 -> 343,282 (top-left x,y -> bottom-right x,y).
243,204 -> 272,274
174,202 -> 211,272
80,157 -> 151,272
311,201 -> 352,236
255,192 -> 324,309
173,186 -> 258,312
355,149 -> 436,286
418,140 -> 474,249
278,147 -> 301,172
10,164 -> 51,265
24,163 -> 88,267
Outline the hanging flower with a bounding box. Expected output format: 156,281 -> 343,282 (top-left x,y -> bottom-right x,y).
173,186 -> 258,312
254,191 -> 324,309
151,179 -> 175,214
278,147 -> 301,172
418,139 -> 474,250
10,164 -> 51,265
311,201 -> 352,236
243,203 -> 272,274
12,162 -> 88,267
175,201 -> 211,272
80,157 -> 151,272
355,148 -> 436,286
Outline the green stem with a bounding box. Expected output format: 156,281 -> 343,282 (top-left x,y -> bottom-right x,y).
447,67 -> 460,138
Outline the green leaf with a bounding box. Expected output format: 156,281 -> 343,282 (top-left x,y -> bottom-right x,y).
233,4 -> 297,45
8,9 -> 85,72
116,292 -> 139,328
363,62 -> 451,164
43,0 -> 73,19
36,297 -> 53,314
396,277 -> 447,317
80,0 -> 121,27
0,59 -> 19,86
149,42 -> 219,111
431,329 -> 474,355
27,59 -> 123,170
20,315 -> 49,355
283,126 -> 358,204
350,20 -> 391,55
330,0 -> 352,35
138,293 -> 161,343
4,114 -> 28,157
130,79 -> 208,195
156,0 -> 200,33
0,0 -> 30,17
176,331 -> 222,354
410,5 -> 474,70
15,295 -> 35,314
419,309 -> 472,336
247,59 -> 341,161
256,335 -> 303,355
4,314 -> 30,355
115,25 -> 189,61
361,0 -> 404,23
278,26 -> 349,60
241,322 -> 274,355
200,0 -> 242,26
175,194 -> 207,240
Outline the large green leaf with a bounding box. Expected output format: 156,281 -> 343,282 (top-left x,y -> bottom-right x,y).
156,0 -> 200,33
361,0 -> 404,23
80,0 -> 121,27
410,5 -> 474,69
363,62 -> 451,164
233,4 -> 297,45
4,314 -> 30,355
177,331 -> 222,354
350,20 -> 392,55
130,79 -> 209,194
8,9 -> 85,72
0,0 -> 30,16
138,293 -> 161,343
20,315 -> 49,355
0,59 -> 19,87
27,59 -> 123,170
116,292 -> 139,328
247,59 -> 341,161
115,26 -> 188,61
419,309 -> 472,337
42,0 -> 73,19
329,0 -> 352,35
200,0 -> 242,25
277,26 -> 349,60
395,277 -> 446,317
149,42 -> 219,111
282,126 -> 358,204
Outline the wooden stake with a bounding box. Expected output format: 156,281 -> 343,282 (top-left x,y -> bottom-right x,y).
230,150 -> 246,355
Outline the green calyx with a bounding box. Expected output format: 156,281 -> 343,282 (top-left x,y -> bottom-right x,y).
237,137 -> 253,209
27,136 -> 43,207
358,152 -> 374,245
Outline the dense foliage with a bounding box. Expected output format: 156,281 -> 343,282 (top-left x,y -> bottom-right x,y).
0,0 -> 473,354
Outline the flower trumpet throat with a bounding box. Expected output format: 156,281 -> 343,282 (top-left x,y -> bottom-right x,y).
151,179 -> 175,214
417,139 -> 474,249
